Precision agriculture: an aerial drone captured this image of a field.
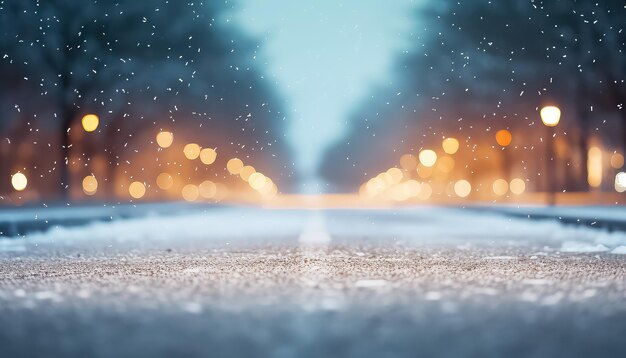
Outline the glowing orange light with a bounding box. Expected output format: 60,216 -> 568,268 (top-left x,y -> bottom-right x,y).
156,131 -> 174,148
442,138 -> 459,154
156,172 -> 174,190
129,181 -> 146,199
183,143 -> 201,160
82,175 -> 98,195
182,184 -> 199,202
495,130 -> 512,147
200,148 -> 217,165
419,149 -> 437,167
227,158 -> 244,175
81,114 -> 99,132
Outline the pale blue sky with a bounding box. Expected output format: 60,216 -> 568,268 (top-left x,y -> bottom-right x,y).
229,0 -> 418,192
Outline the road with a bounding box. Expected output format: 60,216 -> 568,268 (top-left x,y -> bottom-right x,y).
1,207 -> 625,357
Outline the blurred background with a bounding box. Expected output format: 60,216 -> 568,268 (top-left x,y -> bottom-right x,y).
1,0 -> 625,207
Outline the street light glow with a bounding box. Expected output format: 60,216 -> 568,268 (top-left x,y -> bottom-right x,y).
493,179 -> 508,196
81,114 -> 99,132
615,172 -> 626,193
156,131 -> 174,148
156,173 -> 174,190
540,106 -> 561,127
200,148 -> 217,165
495,130 -> 512,147
82,175 -> 98,195
129,181 -> 146,199
419,149 -> 437,167
510,178 -> 526,195
182,184 -> 199,202
227,158 -> 244,175
442,137 -> 459,154
183,143 -> 201,160
588,147 -> 603,188
454,180 -> 472,198
11,172 -> 27,191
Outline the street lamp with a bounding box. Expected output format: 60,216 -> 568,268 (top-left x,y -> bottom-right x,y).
540,106 -> 561,205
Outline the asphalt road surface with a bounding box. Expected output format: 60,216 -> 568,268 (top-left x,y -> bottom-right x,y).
1,207 -> 625,357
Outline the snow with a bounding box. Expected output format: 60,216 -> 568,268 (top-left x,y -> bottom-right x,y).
611,246 -> 626,254
560,241 -> 609,253
2,206 -> 626,255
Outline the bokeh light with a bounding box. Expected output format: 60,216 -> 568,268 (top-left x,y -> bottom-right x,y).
82,175 -> 98,195
510,178 -> 526,195
129,181 -> 146,199
419,149 -> 437,167
400,154 -> 418,170
248,172 -> 267,190
587,147 -> 603,188
11,172 -> 27,191
610,153 -> 624,169
540,106 -> 561,127
492,179 -> 508,196
227,158 -> 244,175
156,172 -> 174,190
495,130 -> 512,147
239,165 -> 256,181
200,148 -> 217,165
81,114 -> 99,132
156,131 -> 174,148
442,137 -> 459,154
454,180 -> 472,198
199,180 -> 217,199
183,143 -> 201,160
615,172 -> 626,193
182,184 -> 199,202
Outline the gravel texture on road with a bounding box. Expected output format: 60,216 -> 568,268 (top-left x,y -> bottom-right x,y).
1,207 -> 625,357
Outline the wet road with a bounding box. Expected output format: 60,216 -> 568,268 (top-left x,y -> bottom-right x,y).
1,207 -> 625,357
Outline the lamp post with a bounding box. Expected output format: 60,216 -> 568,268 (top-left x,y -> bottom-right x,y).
540,106 -> 561,206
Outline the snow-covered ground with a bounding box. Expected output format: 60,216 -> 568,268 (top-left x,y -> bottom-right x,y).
2,206 -> 626,254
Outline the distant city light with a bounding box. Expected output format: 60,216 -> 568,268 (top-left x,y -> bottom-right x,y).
129,181 -> 146,199
11,172 -> 27,191
248,172 -> 267,190
610,153 -> 624,169
199,180 -> 217,199
81,114 -> 99,132
540,106 -> 561,127
156,172 -> 174,190
239,165 -> 256,181
615,172 -> 626,193
454,180 -> 472,198
416,164 -> 433,179
418,182 -> 432,200
200,148 -> 217,165
181,184 -> 199,202
588,147 -> 603,188
419,149 -> 437,167
399,154 -> 418,170
495,129 -> 512,147
183,143 -> 201,160
509,178 -> 526,195
386,167 -> 403,184
82,175 -> 98,195
437,156 -> 455,173
227,158 -> 244,175
156,131 -> 174,148
493,179 -> 508,196
442,137 -> 459,154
